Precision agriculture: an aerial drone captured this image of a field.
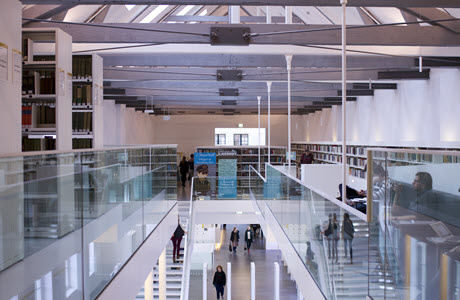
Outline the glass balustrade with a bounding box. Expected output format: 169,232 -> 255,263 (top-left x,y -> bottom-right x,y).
0,145 -> 177,300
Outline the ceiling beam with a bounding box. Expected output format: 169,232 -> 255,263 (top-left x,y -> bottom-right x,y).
163,15 -> 303,23
401,7 -> 460,33
22,4 -> 76,26
26,23 -> 460,46
101,54 -> 415,68
20,0 -> 460,8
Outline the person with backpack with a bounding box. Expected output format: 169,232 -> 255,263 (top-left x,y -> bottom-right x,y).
230,227 -> 240,253
213,265 -> 226,300
171,217 -> 186,263
342,213 -> 355,264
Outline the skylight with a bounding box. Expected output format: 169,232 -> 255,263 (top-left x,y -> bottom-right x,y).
177,5 -> 195,16
125,5 -> 135,11
140,5 -> 169,23
199,9 -> 208,16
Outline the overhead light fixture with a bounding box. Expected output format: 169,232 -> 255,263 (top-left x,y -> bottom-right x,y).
236,211 -> 243,215
140,5 -> 169,23
238,123 -> 243,128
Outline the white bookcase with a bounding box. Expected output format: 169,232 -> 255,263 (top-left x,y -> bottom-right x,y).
72,54 -> 104,149
21,28 -> 72,151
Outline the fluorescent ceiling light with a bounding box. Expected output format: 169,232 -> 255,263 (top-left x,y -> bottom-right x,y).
125,5 -> 135,11
177,5 -> 195,16
144,109 -> 154,114
140,5 -> 169,23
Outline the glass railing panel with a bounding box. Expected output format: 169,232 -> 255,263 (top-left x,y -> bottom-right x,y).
191,176 -> 252,200
368,149 -> 460,300
0,145 -> 177,300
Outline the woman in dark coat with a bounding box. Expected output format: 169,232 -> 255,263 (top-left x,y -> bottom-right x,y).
230,227 -> 239,252
179,156 -> 189,187
213,265 -> 226,300
244,226 -> 254,253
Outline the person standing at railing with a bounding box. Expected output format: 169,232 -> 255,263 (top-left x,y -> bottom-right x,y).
213,265 -> 226,300
179,156 -> 189,187
244,226 -> 254,253
188,154 -> 194,180
230,227 -> 240,253
342,213 -> 355,264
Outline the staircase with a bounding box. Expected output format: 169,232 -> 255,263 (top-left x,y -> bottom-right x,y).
136,200 -> 191,299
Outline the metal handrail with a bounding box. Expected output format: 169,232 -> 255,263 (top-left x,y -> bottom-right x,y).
180,178 -> 195,300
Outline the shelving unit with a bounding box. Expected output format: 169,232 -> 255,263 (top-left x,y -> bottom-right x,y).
21,28 -> 72,151
196,146 -> 286,188
72,54 -> 103,149
292,142 -> 460,179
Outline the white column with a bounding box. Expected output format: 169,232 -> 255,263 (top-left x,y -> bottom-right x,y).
341,0 -> 348,205
267,82 -> 272,166
274,262 -> 280,300
144,269 -> 154,300
203,263 -> 207,300
258,96 -> 261,173
229,6 -> 240,24
285,6 -> 293,24
297,288 -> 303,300
285,54 -> 293,169
227,262 -> 232,300
159,249 -> 166,300
251,262 -> 256,300
266,6 -> 272,24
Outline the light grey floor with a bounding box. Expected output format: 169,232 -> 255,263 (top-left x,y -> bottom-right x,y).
189,224 -> 298,300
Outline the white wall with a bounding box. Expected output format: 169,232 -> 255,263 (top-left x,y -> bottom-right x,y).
0,0 -> 21,154
215,127 -> 266,146
153,114 -> 303,156
301,68 -> 460,148
103,100 -> 155,146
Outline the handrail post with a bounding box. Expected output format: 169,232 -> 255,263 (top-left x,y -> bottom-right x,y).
227,262 -> 232,300
203,262 -> 207,300
274,262 -> 280,300
251,262 -> 256,300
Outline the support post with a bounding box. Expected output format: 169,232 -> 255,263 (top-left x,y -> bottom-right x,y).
257,96 -> 261,173
203,263 -> 207,300
341,0 -> 348,206
285,54 -> 293,170
251,262 -> 256,300
285,6 -> 293,24
159,249 -> 166,300
227,262 -> 232,300
274,262 -> 280,300
266,6 -> 272,24
144,269 -> 154,300
229,6 -> 240,24
267,82 -> 272,166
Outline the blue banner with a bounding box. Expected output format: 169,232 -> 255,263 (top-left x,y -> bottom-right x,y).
195,152 -> 216,165
218,159 -> 237,199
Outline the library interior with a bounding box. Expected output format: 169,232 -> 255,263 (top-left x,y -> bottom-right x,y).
1,1 -> 460,300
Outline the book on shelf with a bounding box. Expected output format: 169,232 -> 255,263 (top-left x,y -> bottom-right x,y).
72,138 -> 92,149
22,106 -> 32,128
72,56 -> 93,80
72,112 -> 93,132
72,85 -> 92,106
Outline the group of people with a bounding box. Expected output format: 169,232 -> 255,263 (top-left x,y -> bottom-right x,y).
321,212 -> 355,264
229,226 -> 255,253
179,154 -> 194,187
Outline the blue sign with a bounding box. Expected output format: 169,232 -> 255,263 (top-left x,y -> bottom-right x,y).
218,159 -> 237,199
195,152 -> 216,164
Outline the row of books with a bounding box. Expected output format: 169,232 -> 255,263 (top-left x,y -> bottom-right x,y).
314,153 -> 343,163
347,157 -> 366,167
26,106 -> 55,126
22,137 -> 56,152
349,168 -> 365,179
72,112 -> 92,132
347,146 -> 365,156
308,144 -> 342,153
73,85 -> 93,106
73,56 -> 93,80
73,139 -> 92,149
22,71 -> 56,95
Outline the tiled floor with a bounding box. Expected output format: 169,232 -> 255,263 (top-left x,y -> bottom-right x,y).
189,224 -> 298,300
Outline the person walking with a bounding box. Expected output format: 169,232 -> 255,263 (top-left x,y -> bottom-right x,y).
188,154 -> 194,180
213,265 -> 226,300
342,213 -> 355,264
230,227 -> 240,252
244,226 -> 254,253
171,217 -> 186,263
332,213 -> 339,263
179,156 -> 189,187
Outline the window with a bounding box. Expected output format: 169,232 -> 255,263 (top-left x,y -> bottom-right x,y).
215,134 -> 226,145
234,134 -> 249,146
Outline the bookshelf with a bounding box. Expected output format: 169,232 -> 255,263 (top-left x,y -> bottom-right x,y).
21,28 -> 72,151
72,54 -> 103,149
292,142 -> 460,179
196,146 -> 286,188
